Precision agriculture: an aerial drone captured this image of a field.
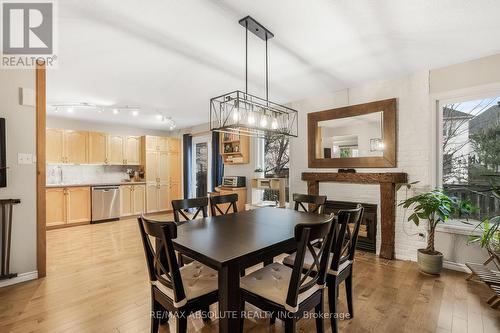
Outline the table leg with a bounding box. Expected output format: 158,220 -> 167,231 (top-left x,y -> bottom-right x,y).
218,263 -> 241,333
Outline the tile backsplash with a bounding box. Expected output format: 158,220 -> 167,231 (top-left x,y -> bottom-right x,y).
46,165 -> 141,185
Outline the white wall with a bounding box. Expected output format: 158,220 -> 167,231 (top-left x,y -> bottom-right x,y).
0,69 -> 37,281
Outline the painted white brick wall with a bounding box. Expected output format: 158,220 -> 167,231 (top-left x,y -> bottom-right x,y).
288,71 -> 432,261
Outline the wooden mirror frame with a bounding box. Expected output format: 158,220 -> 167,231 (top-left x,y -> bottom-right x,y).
308,98 -> 397,168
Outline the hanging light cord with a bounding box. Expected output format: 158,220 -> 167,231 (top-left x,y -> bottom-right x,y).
245,21 -> 248,95
265,33 -> 269,105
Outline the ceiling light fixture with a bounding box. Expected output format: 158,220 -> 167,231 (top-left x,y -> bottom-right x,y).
131,110 -> 139,117
113,109 -> 119,115
210,16 -> 298,138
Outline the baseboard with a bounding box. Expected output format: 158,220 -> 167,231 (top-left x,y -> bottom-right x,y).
0,271 -> 38,288
443,260 -> 471,273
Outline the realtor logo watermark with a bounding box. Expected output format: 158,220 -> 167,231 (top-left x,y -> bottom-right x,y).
1,0 -> 57,68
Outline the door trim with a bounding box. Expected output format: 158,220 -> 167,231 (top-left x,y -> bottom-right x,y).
192,135 -> 212,197
36,62 -> 46,278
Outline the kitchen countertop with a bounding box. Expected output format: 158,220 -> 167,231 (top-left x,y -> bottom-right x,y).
46,181 -> 147,188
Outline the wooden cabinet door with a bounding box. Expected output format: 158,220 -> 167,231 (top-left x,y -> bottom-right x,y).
46,129 -> 64,163
146,183 -> 159,213
120,185 -> 133,216
145,151 -> 158,182
169,182 -> 182,202
145,136 -> 158,151
108,135 -> 125,165
125,136 -> 141,165
168,138 -> 181,153
88,132 -> 107,164
158,152 -> 169,182
158,183 -> 170,211
65,131 -> 88,164
167,153 -> 182,183
158,137 -> 169,152
133,185 -> 146,215
66,187 -> 91,224
46,188 -> 66,227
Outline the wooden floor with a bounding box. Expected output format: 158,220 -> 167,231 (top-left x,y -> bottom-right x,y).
0,215 -> 498,333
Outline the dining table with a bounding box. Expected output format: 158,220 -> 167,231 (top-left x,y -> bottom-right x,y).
171,207 -> 331,333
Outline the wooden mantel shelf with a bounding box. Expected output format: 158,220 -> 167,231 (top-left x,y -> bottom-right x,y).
302,172 -> 408,260
302,172 -> 407,184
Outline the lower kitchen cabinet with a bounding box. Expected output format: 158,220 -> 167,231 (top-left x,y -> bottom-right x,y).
46,187 -> 91,229
146,182 -> 182,213
120,184 -> 146,216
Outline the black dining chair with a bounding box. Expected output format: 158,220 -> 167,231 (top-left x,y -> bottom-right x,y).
293,193 -> 327,214
239,214 -> 336,333
210,193 -> 238,216
282,204 -> 364,333
171,197 -> 209,266
137,216 -> 218,333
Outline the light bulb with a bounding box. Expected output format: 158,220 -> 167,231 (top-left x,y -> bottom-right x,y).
260,115 -> 268,128
232,108 -> 239,121
156,114 -> 163,120
113,109 -> 119,115
271,118 -> 278,129
247,113 -> 255,125
132,110 -> 139,116
67,107 -> 74,113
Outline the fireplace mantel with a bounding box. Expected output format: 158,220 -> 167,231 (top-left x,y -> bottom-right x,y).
302,172 -> 408,260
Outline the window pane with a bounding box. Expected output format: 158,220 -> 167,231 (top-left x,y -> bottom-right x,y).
442,97 -> 500,220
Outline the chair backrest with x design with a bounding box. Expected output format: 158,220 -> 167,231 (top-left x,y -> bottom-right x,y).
210,193 -> 238,216
137,216 -> 186,306
171,197 -> 208,223
293,193 -> 327,214
285,213 -> 336,312
329,204 -> 364,274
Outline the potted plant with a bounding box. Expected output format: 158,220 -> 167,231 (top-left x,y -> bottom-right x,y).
399,189 -> 472,274
468,185 -> 500,256
254,166 -> 264,179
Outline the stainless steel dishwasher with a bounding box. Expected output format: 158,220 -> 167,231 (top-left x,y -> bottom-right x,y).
91,186 -> 120,222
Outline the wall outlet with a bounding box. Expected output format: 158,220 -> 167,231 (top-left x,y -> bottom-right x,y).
17,153 -> 34,165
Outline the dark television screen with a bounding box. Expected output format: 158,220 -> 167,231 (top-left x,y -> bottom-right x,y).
0,118 -> 5,187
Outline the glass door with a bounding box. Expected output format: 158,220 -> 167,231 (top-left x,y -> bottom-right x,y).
192,135 -> 212,198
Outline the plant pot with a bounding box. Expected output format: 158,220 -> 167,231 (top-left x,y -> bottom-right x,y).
417,249 -> 443,275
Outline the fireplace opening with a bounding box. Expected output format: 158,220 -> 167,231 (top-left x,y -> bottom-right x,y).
324,200 -> 377,253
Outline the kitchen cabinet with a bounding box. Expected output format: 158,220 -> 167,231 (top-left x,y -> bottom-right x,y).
107,135 -> 125,165
145,136 -> 158,151
168,138 -> 181,153
120,184 -> 146,216
88,131 -> 107,164
146,183 -> 159,212
46,186 -> 91,229
210,187 -> 247,213
46,129 -> 88,164
124,136 -> 142,165
46,129 -> 64,163
167,152 -> 182,183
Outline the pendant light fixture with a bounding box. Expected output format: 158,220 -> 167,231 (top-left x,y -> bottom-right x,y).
210,16 -> 298,138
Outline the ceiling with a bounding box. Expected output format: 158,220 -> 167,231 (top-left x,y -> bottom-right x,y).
47,0 -> 500,130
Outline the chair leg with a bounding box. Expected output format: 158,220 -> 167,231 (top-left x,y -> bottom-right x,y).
345,275 -> 354,319
240,300 -> 245,333
177,315 -> 187,333
284,317 -> 296,333
486,294 -> 497,304
201,305 -> 211,322
264,258 -> 273,266
270,312 -> 277,325
240,267 -> 246,277
150,299 -> 160,333
328,284 -> 338,333
315,292 -> 325,333
177,252 -> 184,267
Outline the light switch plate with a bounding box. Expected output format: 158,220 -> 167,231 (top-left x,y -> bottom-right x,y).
17,153 -> 34,164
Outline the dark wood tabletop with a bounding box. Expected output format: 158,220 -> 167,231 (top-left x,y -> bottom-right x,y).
170,207 -> 331,333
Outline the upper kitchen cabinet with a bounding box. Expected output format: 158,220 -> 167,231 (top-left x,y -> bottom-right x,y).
88,131 -> 107,164
145,135 -> 157,151
107,135 -> 125,165
46,129 -> 88,164
46,129 -> 64,163
168,137 -> 181,153
124,136 -> 142,165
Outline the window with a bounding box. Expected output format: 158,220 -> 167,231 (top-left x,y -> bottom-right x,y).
263,133 -> 289,202
440,96 -> 500,220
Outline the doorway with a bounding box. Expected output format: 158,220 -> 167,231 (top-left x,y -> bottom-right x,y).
192,135 -> 212,197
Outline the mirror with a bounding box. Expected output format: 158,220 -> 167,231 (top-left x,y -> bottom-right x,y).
317,111 -> 384,159
308,99 -> 396,168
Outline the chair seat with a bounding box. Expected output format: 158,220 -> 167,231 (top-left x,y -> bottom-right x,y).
283,250 -> 351,276
240,262 -> 322,313
153,261 -> 218,307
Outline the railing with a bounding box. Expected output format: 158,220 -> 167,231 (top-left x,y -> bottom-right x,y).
444,184 -> 500,220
